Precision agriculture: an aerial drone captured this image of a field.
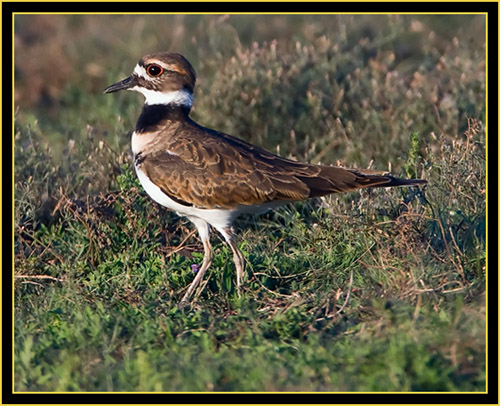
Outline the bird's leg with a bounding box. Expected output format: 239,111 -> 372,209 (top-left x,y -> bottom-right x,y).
179,219 -> 213,306
231,240 -> 245,291
219,227 -> 245,293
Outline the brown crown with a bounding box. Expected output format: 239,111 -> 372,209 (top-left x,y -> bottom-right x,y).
137,52 -> 197,93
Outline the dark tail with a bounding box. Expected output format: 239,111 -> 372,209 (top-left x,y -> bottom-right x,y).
353,169 -> 428,188
298,166 -> 427,198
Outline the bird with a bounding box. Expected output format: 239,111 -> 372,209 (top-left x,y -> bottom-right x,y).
104,52 -> 427,306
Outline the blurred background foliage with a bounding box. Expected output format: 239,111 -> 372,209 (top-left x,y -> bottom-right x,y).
15,14 -> 485,161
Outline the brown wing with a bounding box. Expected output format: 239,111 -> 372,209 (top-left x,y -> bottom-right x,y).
140,125 -> 426,210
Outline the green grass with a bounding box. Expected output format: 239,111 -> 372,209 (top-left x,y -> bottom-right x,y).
14,14 -> 486,392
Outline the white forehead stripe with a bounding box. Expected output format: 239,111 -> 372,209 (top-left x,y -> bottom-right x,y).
133,64 -> 148,78
130,86 -> 193,107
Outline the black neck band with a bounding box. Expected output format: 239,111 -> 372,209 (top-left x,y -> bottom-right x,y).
135,104 -> 191,133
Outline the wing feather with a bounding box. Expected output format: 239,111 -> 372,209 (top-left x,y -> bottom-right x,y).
138,123 -> 426,209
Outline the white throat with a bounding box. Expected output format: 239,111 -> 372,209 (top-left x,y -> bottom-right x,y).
130,86 -> 193,107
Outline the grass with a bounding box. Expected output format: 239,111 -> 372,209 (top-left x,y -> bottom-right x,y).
13,14 -> 486,392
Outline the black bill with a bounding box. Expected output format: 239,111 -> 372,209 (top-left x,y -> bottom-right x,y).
103,75 -> 138,94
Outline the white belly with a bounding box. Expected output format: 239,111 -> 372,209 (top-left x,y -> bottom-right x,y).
135,165 -> 237,230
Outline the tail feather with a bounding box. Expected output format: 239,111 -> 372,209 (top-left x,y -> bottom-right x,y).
297,166 -> 427,198
352,168 -> 428,188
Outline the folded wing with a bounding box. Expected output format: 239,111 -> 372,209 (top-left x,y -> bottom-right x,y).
140,127 -> 426,209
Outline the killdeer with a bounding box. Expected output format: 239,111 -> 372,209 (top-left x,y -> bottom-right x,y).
104,52 -> 427,306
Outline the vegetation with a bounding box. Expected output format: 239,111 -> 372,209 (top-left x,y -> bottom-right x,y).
14,14 -> 486,392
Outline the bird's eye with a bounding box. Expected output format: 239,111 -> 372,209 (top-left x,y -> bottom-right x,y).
147,64 -> 164,77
